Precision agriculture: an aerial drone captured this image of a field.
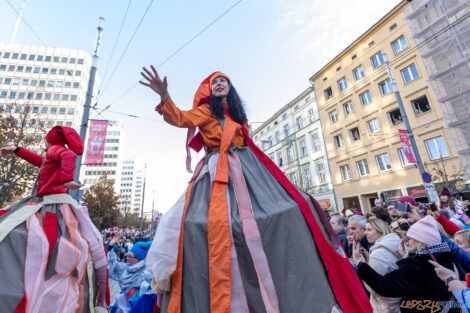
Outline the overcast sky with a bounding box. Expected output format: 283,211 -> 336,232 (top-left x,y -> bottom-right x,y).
1,0 -> 401,213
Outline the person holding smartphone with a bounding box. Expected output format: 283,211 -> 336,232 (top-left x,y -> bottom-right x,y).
355,216 -> 465,313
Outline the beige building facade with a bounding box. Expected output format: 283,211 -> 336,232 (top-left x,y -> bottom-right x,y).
311,1 -> 464,213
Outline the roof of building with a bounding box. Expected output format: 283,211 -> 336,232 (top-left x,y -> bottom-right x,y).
309,0 -> 408,82
251,86 -> 314,136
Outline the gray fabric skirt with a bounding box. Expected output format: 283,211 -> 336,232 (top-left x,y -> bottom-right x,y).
0,196 -> 93,313
160,147 -> 340,313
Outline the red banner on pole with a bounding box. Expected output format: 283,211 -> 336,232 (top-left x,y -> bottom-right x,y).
84,120 -> 108,165
398,129 -> 417,163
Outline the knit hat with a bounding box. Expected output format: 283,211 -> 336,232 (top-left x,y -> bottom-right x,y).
45,126 -> 84,155
345,210 -> 354,217
406,216 -> 441,245
398,195 -> 416,206
185,71 -> 231,173
130,241 -> 153,261
440,186 -> 452,197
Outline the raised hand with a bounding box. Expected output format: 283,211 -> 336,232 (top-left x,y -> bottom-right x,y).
139,65 -> 169,101
0,146 -> 16,157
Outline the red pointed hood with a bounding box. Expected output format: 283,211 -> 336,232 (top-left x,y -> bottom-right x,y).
45,126 -> 84,155
185,71 -> 230,172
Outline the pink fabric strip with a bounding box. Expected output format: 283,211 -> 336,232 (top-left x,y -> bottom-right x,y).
228,154 -> 280,313
73,205 -> 108,306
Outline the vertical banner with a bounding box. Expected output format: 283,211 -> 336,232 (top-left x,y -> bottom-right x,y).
398,129 -> 417,163
84,119 -> 108,165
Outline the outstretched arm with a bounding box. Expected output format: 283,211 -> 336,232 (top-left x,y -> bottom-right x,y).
1,146 -> 45,168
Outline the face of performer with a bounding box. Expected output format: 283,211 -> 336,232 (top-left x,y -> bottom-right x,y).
127,252 -> 139,266
211,76 -> 230,99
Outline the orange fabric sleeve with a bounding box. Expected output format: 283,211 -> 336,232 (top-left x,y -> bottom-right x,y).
155,96 -> 212,128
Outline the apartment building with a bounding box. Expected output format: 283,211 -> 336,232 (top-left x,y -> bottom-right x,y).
251,87 -> 336,211
0,43 -> 98,130
119,157 -> 145,214
404,0 -> 470,178
310,1 -> 464,212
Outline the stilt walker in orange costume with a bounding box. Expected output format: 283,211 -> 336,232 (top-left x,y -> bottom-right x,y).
140,66 -> 372,313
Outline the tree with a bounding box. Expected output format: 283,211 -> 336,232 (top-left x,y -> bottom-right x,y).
82,175 -> 121,230
425,160 -> 465,194
0,106 -> 45,208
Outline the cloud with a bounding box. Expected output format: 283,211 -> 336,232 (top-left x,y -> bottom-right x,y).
270,0 -> 401,67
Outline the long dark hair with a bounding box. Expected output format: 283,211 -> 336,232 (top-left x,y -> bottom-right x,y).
209,84 -> 247,125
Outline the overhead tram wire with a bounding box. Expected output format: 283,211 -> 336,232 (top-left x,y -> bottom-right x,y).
93,0 -> 243,118
4,0 -> 47,46
95,0 -> 133,108
97,0 -> 156,104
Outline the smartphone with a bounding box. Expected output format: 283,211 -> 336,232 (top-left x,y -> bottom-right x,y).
397,202 -> 409,212
429,202 -> 438,212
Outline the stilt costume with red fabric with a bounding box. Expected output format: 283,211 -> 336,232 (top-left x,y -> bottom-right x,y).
146,73 -> 372,313
0,126 -> 109,313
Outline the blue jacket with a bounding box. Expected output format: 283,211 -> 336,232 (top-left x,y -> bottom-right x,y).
440,232 -> 470,272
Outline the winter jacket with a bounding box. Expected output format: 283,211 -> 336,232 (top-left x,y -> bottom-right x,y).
366,233 -> 401,313
108,248 -> 152,291
440,232 -> 470,273
336,229 -> 349,254
357,243 -> 464,313
15,146 -> 77,197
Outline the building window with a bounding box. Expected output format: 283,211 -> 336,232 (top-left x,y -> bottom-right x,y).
276,151 -> 283,167
45,93 -> 51,100
50,107 -> 57,114
334,134 -> 344,148
283,124 -> 290,137
13,78 -> 20,85
401,64 -> 419,83
425,136 -> 449,160
9,92 -> 17,99
59,108 -> 66,114
51,68 -> 57,74
316,161 -> 326,184
45,55 -> 51,62
18,92 -> 25,99
296,116 -> 302,131
17,66 -> 24,72
25,66 -> 32,73
340,164 -> 352,181
12,53 -> 18,59
411,95 -> 431,115
75,70 -> 81,76
311,132 -> 321,152
371,52 -> 384,68
42,67 -> 49,74
375,153 -> 392,172
0,65 -> 5,71
390,23 -> 397,31
267,136 -> 273,148
20,53 -> 27,60
78,58 -> 84,64
324,87 -> 333,100
3,52 -> 10,58
286,146 -> 294,163
308,109 -> 314,123
0,92 -> 7,99
392,35 -> 408,54
349,127 -> 360,142
39,80 -> 45,87
73,82 -> 79,88
388,109 -> 403,125
299,139 -> 308,157
70,95 -> 77,101
34,67 -> 40,73
367,118 -> 381,134
398,148 -> 416,167
275,131 -> 280,143
302,166 -> 313,189
8,65 -> 15,72
353,66 -> 365,80
29,54 -> 35,60
379,79 -> 393,95
329,110 -> 338,123
356,159 -> 370,177
343,101 -> 354,115
282,113 -> 287,120
358,91 -> 371,107
338,77 -> 348,91
289,172 -> 298,186
4,78 -> 11,85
